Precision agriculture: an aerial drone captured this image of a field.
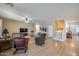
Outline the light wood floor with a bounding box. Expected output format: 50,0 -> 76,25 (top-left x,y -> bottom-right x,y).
14,37 -> 79,56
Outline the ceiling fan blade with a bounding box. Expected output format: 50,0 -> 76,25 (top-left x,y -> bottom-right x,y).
5,3 -> 14,7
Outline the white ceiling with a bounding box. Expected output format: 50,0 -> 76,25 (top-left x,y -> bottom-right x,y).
0,3 -> 79,25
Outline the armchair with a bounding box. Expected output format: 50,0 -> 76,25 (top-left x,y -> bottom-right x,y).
12,33 -> 28,54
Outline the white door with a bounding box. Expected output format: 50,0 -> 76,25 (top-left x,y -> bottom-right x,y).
47,25 -> 53,39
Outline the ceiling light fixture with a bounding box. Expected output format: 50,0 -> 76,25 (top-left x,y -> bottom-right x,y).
24,18 -> 30,23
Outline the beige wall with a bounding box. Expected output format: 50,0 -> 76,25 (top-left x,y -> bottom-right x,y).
0,18 -> 2,36
3,18 -> 35,37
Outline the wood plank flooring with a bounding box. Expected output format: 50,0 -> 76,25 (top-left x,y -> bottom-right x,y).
14,37 -> 79,56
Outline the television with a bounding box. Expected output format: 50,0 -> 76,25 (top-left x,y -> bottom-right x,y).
20,28 -> 28,32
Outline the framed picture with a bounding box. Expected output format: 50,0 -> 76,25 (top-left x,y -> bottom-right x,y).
45,28 -> 47,32
42,28 -> 44,31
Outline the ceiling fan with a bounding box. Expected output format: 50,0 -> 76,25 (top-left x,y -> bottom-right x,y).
24,18 -> 30,23
5,3 -> 14,7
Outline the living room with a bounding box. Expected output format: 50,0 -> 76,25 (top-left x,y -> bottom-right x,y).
0,3 -> 79,56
